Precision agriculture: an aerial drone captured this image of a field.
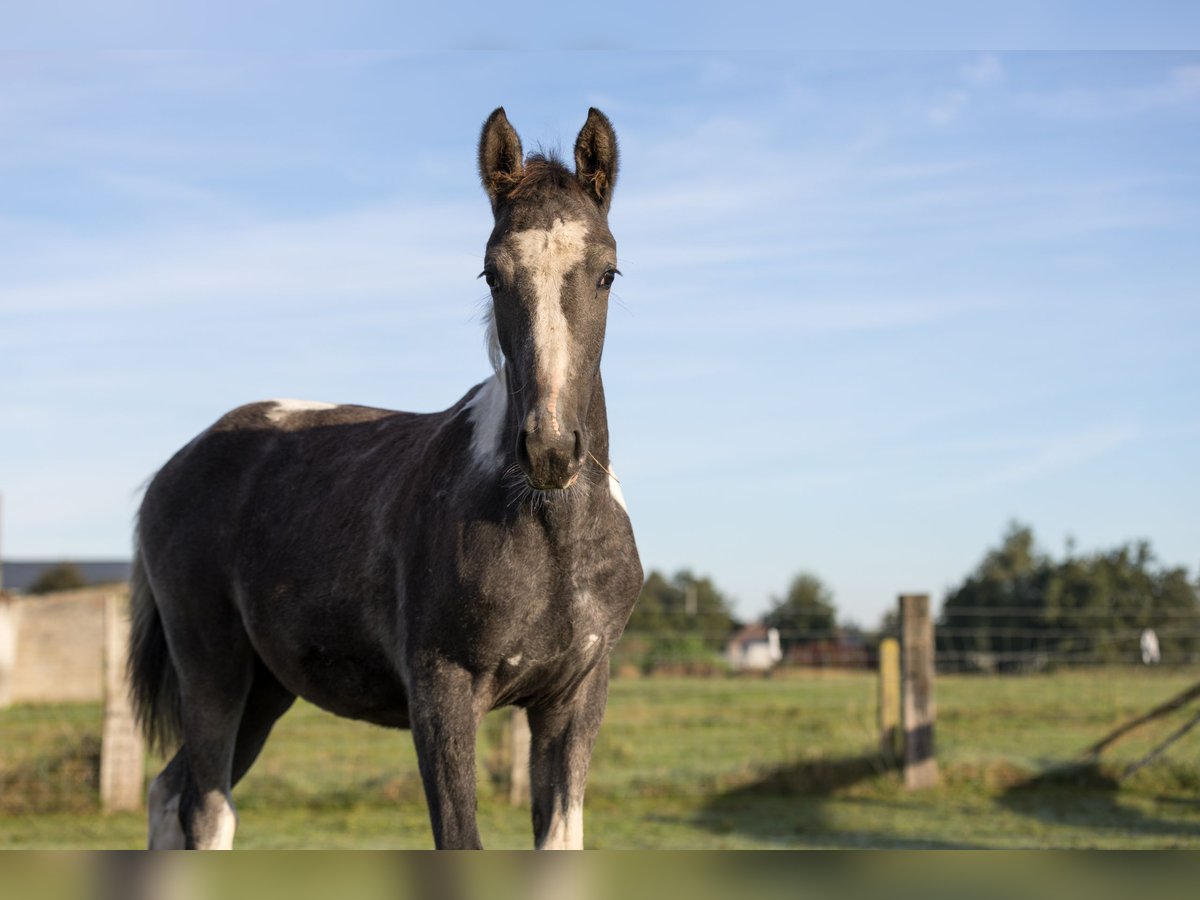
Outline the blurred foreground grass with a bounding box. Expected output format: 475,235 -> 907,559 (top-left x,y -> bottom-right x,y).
2,670 -> 1199,848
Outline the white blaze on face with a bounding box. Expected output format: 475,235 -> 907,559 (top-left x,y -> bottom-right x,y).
510,218 -> 590,435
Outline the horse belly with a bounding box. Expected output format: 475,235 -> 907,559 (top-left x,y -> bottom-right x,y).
240,593 -> 412,729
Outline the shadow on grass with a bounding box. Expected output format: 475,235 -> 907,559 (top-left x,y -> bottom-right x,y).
997,762 -> 1200,840
692,753 -> 985,848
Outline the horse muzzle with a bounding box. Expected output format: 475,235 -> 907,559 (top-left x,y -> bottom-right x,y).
517,417 -> 585,490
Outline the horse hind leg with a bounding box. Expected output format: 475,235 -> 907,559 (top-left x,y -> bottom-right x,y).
230,664 -> 296,788
176,697 -> 247,849
146,665 -> 294,850
166,626 -> 257,849
147,751 -> 187,849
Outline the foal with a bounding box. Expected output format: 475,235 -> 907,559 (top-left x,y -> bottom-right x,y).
129,108 -> 642,849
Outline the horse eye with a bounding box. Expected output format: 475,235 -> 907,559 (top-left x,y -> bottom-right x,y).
481,270 -> 499,290
599,268 -> 619,289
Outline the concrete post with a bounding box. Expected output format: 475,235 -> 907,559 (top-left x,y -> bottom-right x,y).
509,707 -> 531,807
100,592 -> 144,812
0,592 -> 16,709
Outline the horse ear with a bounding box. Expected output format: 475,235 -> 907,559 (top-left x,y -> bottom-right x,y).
478,107 -> 524,209
574,108 -> 619,210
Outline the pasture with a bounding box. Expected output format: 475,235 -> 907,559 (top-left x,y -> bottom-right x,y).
3,670 -> 1199,848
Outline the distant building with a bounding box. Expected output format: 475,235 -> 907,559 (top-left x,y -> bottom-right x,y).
0,560 -> 131,594
784,635 -> 873,669
725,623 -> 783,671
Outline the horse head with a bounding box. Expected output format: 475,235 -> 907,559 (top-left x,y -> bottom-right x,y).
477,107 -> 620,492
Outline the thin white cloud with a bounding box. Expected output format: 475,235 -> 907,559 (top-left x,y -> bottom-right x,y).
956,424 -> 1142,494
96,171 -> 241,212
962,53 -> 1005,88
0,201 -> 482,315
927,90 -> 969,126
622,294 -> 999,340
1020,64 -> 1200,119
926,54 -> 1005,126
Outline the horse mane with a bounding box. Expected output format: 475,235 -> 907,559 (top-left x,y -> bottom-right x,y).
507,152 -> 582,201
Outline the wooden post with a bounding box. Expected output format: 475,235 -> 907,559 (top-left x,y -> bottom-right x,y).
509,707 -> 531,806
878,637 -> 901,759
101,593 -> 144,812
900,594 -> 938,789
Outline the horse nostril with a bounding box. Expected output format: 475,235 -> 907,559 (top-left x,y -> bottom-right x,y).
517,430 -> 532,468
573,430 -> 585,465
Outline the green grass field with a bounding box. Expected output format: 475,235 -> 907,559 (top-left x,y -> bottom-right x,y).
3,669 -> 1199,848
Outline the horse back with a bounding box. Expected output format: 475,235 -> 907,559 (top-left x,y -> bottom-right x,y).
136,397 -> 453,725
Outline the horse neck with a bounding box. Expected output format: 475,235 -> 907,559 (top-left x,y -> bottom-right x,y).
582,371 -> 612,470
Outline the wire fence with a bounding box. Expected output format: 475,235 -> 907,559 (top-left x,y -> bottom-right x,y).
615,603 -> 1200,674
2,598 -> 1200,846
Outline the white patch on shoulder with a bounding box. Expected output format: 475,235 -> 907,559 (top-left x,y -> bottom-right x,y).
607,468 -> 628,513
267,398 -> 338,423
585,634 -> 599,646
511,218 -> 589,432
506,653 -> 523,666
483,307 -> 504,374
465,371 -> 508,469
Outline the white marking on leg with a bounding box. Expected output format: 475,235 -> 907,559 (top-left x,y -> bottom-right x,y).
147,775 -> 185,850
465,371 -> 508,469
194,791 -> 238,850
539,800 -> 584,850
266,398 -> 338,423
511,218 -> 589,430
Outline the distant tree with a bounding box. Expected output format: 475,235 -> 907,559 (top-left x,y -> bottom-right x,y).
877,608 -> 900,639
763,572 -> 837,648
940,522 -> 1200,669
938,522 -> 1050,666
28,562 -> 87,595
619,569 -> 739,672
626,569 -> 738,647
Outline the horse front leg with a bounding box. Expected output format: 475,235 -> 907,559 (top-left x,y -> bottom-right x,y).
527,664 -> 609,850
410,663 -> 483,849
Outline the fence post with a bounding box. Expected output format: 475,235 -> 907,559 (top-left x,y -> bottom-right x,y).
878,637 -> 901,759
100,592 -> 144,812
0,593 -> 16,709
900,593 -> 938,789
509,707 -> 531,806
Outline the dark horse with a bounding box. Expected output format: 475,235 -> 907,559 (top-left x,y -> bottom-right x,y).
128,108 -> 642,849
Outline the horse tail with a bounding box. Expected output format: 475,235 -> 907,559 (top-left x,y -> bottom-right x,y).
127,550 -> 183,755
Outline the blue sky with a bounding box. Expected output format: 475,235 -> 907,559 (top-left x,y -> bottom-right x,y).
2,50 -> 1198,625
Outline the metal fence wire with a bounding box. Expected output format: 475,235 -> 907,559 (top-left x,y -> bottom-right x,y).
2,607 -> 1199,837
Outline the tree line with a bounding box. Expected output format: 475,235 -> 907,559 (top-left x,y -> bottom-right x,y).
615,568 -> 842,673
936,522 -> 1200,670
21,523 -> 1199,672
618,523 -> 1199,673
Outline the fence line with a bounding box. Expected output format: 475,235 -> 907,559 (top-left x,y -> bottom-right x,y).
1,586 -> 1198,825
